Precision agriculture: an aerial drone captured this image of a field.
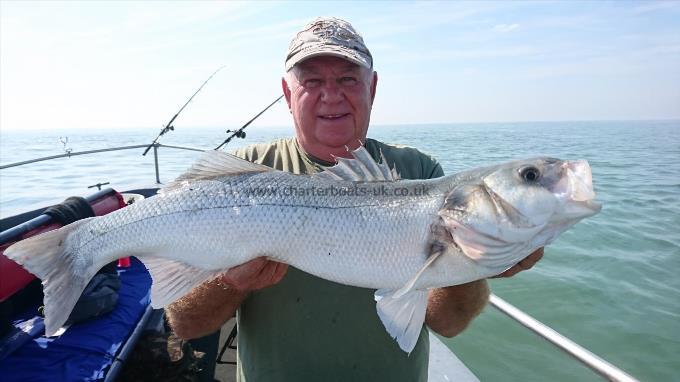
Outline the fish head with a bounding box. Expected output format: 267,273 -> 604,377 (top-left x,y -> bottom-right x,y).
437,157 -> 601,272
481,157 -> 602,225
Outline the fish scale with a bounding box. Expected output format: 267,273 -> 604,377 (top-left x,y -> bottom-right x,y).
3,146 -> 601,352
93,173 -> 446,287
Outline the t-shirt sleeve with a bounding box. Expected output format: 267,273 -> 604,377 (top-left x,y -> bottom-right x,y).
414,148 -> 444,179
427,160 -> 445,179
231,146 -> 256,161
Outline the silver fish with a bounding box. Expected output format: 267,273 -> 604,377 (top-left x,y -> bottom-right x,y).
3,147 -> 601,352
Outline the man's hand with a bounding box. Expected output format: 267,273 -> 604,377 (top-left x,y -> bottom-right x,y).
218,257 -> 288,292
426,248 -> 545,337
492,248 -> 544,278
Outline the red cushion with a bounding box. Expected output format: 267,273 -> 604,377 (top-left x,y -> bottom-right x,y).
0,191 -> 126,302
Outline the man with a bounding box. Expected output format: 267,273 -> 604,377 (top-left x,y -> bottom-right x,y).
166,17 -> 543,381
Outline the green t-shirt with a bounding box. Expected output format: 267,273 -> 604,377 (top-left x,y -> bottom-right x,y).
232,137 -> 444,382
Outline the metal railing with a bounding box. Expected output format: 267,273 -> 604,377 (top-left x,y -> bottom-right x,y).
489,294 -> 639,382
0,143 -> 640,381
0,143 -> 206,184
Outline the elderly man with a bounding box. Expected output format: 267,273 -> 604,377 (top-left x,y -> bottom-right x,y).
166,17 -> 543,381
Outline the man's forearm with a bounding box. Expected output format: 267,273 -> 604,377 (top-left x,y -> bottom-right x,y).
165,279 -> 247,340
165,257 -> 287,340
425,279 -> 489,337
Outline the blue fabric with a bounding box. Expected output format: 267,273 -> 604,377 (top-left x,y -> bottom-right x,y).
0,317 -> 44,361
0,257 -> 151,381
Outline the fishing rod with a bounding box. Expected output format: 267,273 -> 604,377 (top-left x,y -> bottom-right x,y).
214,95 -> 284,151
142,65 -> 226,156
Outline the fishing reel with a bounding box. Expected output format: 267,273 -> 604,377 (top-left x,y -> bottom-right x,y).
226,129 -> 246,139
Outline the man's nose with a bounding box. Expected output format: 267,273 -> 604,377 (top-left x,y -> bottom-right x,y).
320,81 -> 343,103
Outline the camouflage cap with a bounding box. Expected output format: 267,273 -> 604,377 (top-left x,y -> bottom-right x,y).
285,17 -> 373,71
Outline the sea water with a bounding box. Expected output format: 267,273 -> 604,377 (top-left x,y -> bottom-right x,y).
1,121 -> 678,381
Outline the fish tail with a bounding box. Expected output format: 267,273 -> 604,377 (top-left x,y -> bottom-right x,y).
4,218 -> 100,336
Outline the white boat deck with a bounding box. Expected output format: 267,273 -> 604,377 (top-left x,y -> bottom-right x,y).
429,332 -> 478,382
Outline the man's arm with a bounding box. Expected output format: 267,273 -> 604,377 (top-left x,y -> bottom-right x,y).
165,279 -> 247,340
166,258 -> 288,340
426,279 -> 489,337
425,248 -> 544,337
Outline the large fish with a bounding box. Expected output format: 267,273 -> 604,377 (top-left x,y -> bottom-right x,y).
4,146 -> 601,352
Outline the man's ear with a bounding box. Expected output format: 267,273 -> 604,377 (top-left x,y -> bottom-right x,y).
281,77 -> 292,112
370,71 -> 378,105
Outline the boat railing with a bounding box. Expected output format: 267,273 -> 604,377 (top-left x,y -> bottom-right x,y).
0,143 -> 206,184
489,295 -> 638,382
0,143 -> 640,382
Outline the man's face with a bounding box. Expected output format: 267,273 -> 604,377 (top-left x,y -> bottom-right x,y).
282,56 -> 377,162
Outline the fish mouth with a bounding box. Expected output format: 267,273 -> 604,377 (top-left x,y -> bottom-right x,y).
552,160 -> 602,215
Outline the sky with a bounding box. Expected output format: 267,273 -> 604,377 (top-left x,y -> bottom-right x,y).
1,0 -> 679,131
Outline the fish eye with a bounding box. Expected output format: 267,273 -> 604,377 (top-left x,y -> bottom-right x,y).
519,166 -> 541,182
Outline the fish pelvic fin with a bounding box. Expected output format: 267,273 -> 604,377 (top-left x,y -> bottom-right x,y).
143,257 -> 222,308
315,146 -> 400,182
375,288 -> 428,354
3,218 -> 98,336
375,247 -> 443,353
160,150 -> 274,194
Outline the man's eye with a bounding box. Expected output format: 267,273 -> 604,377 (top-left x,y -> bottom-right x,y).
339,77 -> 357,86
305,79 -> 322,88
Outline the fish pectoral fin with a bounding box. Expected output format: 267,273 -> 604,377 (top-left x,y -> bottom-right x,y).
160,150 -> 274,193
375,288 -> 428,354
392,251 -> 442,299
143,256 -> 222,308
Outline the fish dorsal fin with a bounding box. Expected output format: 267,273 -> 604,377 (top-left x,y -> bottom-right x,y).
315,146 -> 400,182
160,150 -> 273,194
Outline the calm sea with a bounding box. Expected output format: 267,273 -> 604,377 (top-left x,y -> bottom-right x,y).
1,121 -> 679,381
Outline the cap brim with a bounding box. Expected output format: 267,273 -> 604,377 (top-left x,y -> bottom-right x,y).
286,46 -> 371,71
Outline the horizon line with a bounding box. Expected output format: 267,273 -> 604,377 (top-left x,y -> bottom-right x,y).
2,117 -> 679,133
